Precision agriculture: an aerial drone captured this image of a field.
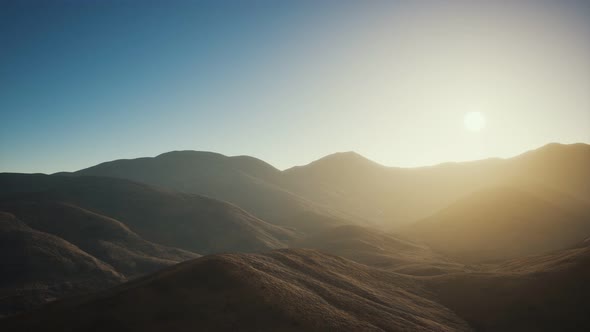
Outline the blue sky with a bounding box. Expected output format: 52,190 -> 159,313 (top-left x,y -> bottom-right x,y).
2,1 -> 589,173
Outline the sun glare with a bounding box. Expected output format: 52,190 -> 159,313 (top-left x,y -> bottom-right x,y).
463,112 -> 486,132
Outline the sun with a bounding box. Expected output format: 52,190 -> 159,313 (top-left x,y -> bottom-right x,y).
463,112 -> 486,132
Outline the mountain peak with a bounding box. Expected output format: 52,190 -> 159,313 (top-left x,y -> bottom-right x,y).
286,151 -> 382,174
320,151 -> 367,161
155,150 -> 225,160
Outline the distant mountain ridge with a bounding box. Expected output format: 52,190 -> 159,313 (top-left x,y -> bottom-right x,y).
72,143 -> 590,228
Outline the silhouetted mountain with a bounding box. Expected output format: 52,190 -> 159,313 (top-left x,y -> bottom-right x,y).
71,143 -> 590,231
405,186 -> 590,262
0,212 -> 124,317
0,249 -> 470,332
74,151 -> 349,232
286,151 -> 385,176
293,225 -> 465,275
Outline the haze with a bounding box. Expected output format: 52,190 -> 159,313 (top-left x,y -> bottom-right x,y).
1,0 -> 589,173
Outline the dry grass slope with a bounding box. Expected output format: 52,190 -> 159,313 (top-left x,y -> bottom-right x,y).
1,249 -> 471,332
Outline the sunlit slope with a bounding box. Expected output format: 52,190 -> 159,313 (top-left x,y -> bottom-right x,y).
405,186 -> 590,262
284,143 -> 590,226
1,249 -> 470,332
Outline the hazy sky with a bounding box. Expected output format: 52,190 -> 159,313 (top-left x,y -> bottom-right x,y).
2,0 -> 589,173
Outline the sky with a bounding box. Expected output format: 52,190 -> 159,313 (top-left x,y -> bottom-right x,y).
1,0 -> 589,173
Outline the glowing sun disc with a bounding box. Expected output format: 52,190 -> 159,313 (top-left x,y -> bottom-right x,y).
463,112 -> 486,132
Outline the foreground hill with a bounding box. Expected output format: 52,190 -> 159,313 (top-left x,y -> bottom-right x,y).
4,245 -> 590,331
1,249 -> 471,332
0,212 -> 124,317
73,151 -> 348,233
293,225 -> 465,275
405,186 -> 590,262
0,173 -> 297,254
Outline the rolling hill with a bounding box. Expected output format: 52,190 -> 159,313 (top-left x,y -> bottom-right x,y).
3,244 -> 590,331
425,240 -> 590,331
0,199 -> 199,276
0,173 -> 298,254
0,249 -> 471,332
0,173 -> 299,316
404,186 -> 590,262
292,225 -> 466,275
0,212 -> 125,317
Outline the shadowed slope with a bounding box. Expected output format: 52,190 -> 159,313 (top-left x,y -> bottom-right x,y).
425,242 -> 590,331
0,249 -> 470,332
0,199 -> 199,276
293,225 -> 465,275
0,212 -> 124,317
405,186 -> 590,262
0,173 -> 297,254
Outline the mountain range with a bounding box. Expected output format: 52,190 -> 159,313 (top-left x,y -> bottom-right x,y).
1,142 -> 590,330
72,143 -> 590,227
